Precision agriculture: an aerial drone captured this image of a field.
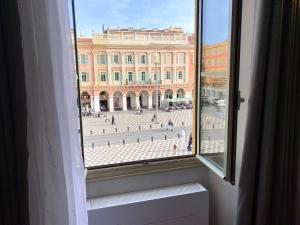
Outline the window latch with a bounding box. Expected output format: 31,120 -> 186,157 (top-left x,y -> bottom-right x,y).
237,90 -> 245,110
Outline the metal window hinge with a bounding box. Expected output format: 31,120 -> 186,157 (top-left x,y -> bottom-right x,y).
237,90 -> 245,110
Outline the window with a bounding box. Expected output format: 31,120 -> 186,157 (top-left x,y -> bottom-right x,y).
127,54 -> 133,64
97,54 -> 106,64
128,72 -> 133,81
178,53 -> 184,65
141,72 -> 146,81
81,72 -> 88,82
80,54 -> 88,64
72,0 -> 240,184
196,0 -> 241,184
114,72 -> 120,81
99,72 -> 106,81
178,71 -> 183,79
165,53 -> 172,64
166,71 -> 171,79
112,54 -> 120,64
140,54 -> 146,64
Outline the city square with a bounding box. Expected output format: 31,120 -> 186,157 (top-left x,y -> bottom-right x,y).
83,106 -> 225,167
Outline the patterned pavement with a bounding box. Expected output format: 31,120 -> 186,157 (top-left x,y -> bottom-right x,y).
82,109 -> 225,136
82,109 -> 225,167
84,138 -> 224,167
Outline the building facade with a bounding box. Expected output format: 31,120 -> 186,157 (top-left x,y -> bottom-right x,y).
77,27 -> 228,112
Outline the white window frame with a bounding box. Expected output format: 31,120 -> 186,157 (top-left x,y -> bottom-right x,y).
128,72 -> 133,81
80,54 -> 88,64
97,54 -> 106,64
141,72 -> 146,81
140,54 -> 146,64
100,72 -> 106,81
114,72 -> 120,81
81,72 -> 88,82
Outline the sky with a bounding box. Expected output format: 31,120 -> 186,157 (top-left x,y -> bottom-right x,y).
73,0 -> 230,44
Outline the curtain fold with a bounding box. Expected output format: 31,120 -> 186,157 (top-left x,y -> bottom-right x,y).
236,0 -> 300,225
18,0 -> 88,224
0,1 -> 29,225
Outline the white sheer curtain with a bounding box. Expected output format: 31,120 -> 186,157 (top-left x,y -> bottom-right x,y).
18,0 -> 88,224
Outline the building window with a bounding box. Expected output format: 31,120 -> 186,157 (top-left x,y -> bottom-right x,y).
80,54 -> 88,64
178,71 -> 183,79
127,54 -> 133,64
81,72 -> 89,82
141,72 -> 146,81
128,72 -> 133,81
97,54 -> 106,64
178,53 -> 184,65
114,72 -> 120,81
99,72 -> 106,81
140,54 -> 146,64
166,71 -> 171,79
112,54 -> 120,64
166,53 -> 172,64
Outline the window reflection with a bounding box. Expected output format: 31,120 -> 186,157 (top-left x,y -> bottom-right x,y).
200,0 -> 230,169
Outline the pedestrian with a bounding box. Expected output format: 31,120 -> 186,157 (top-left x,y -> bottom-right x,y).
111,115 -> 115,125
151,114 -> 156,122
167,119 -> 173,131
173,144 -> 177,150
187,133 -> 192,151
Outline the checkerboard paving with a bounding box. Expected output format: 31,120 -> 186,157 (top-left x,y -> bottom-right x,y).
200,140 -> 225,154
84,138 -> 224,167
82,110 -> 225,136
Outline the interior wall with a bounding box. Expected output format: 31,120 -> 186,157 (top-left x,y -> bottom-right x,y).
207,0 -> 255,224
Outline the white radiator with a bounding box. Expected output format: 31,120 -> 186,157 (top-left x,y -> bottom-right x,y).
87,183 -> 209,225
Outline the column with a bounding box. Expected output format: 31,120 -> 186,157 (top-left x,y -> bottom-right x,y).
185,52 -> 189,83
173,52 -> 177,83
148,95 -> 153,109
106,51 -> 112,85
134,52 -> 139,84
109,96 -> 114,112
122,95 -> 127,111
147,51 -> 152,84
160,93 -> 165,108
89,52 -> 95,86
160,52 -> 165,84
135,96 -> 140,110
94,95 -> 100,113
121,52 -> 126,85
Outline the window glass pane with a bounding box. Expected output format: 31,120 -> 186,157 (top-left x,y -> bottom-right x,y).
74,0 -> 196,168
199,0 -> 231,172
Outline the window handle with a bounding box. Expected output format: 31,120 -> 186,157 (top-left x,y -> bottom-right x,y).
237,90 -> 245,110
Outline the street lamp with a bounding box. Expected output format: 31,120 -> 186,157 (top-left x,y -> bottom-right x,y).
153,51 -> 160,123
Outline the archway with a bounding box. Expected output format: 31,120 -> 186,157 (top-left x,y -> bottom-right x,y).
139,90 -> 149,108
80,91 -> 91,112
176,88 -> 185,99
165,89 -> 173,99
99,91 -> 109,111
126,91 -> 137,110
113,91 -> 123,111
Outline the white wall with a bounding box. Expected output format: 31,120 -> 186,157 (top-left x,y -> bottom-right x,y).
207,0 -> 255,224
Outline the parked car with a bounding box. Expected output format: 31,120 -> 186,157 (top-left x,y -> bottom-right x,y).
165,106 -> 175,112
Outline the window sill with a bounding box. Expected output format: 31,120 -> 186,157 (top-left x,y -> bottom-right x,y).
86,156 -> 203,181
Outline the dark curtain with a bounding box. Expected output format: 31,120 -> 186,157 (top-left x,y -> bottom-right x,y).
0,1 -> 29,225
236,0 -> 300,225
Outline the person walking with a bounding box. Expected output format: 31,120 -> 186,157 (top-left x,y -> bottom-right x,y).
111,115 -> 115,125
167,119 -> 173,131
151,114 -> 156,122
187,133 -> 192,151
